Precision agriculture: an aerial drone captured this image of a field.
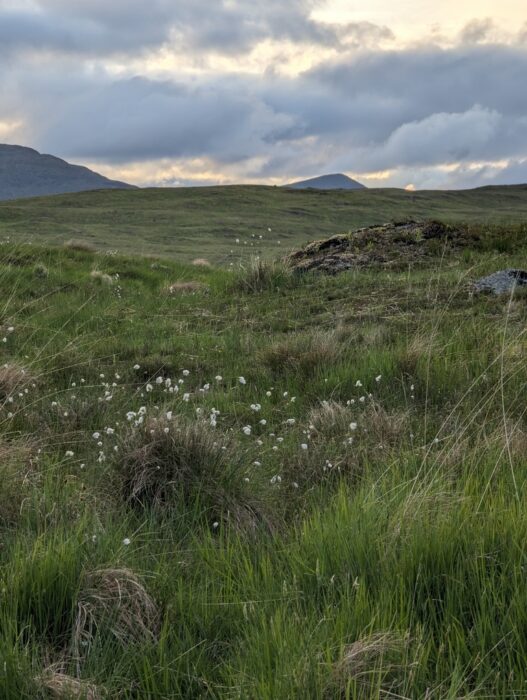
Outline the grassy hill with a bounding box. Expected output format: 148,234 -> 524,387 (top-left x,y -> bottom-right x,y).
0,224 -> 526,696
1,184 -> 527,262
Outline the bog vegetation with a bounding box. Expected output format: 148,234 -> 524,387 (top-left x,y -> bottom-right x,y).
0,220 -> 526,698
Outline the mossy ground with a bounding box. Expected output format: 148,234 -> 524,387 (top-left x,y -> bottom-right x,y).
0,227 -> 526,698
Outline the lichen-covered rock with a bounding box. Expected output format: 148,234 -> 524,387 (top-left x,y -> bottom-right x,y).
286,220 -> 463,274
473,270 -> 527,295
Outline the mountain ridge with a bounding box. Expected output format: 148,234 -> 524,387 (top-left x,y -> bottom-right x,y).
0,144 -> 135,201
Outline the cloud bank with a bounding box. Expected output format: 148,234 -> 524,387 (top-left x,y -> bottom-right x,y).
0,0 -> 526,188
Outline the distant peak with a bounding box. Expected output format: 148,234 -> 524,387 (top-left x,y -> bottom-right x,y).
0,143 -> 136,201
284,173 -> 366,190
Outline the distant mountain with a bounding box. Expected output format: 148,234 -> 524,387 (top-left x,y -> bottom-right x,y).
284,173 -> 366,190
0,144 -> 136,201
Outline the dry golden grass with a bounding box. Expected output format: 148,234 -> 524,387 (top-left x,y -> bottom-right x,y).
192,258 -> 212,267
327,632 -> 408,697
64,240 -> 97,253
0,438 -> 40,528
73,567 -> 159,660
89,270 -> 113,286
308,401 -> 353,440
165,281 -> 207,295
37,667 -> 103,699
0,361 -> 34,400
260,331 -> 342,378
361,402 -> 410,447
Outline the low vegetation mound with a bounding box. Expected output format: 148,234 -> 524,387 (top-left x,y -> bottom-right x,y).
286,219 -> 498,273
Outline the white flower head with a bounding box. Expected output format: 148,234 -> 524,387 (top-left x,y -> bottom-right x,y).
238,376 -> 246,385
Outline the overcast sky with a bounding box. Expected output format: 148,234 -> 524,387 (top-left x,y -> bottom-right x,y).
1,0 -> 526,189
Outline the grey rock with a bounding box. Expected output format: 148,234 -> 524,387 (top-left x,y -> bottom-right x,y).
473,269 -> 527,295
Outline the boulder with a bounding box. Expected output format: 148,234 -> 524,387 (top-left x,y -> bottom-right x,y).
473,270 -> 527,295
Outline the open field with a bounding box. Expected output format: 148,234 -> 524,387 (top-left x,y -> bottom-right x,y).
1,184 -> 527,263
0,220 -> 526,697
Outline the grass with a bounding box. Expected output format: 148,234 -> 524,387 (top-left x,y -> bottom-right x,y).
0,221 -> 525,697
1,183 -> 527,263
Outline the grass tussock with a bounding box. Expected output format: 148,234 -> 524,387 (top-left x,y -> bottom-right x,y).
64,240 -> 97,253
33,262 -> 49,278
260,331 -> 342,377
0,439 -> 39,528
73,567 -> 159,658
0,361 -> 34,400
328,632 -> 408,697
165,280 -> 207,295
89,270 -> 114,286
308,401 -> 354,440
118,416 -> 268,529
37,667 -> 103,699
233,258 -> 296,293
192,257 -> 212,268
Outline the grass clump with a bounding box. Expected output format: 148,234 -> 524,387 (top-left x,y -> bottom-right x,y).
165,280 -> 207,295
73,567 -> 159,658
118,415 -> 268,530
0,439 -> 39,529
232,258 -> 296,293
0,362 -> 34,400
327,632 -> 408,698
37,668 -> 103,700
64,239 -> 97,253
89,270 -> 113,286
260,330 -> 342,378
192,257 -> 212,268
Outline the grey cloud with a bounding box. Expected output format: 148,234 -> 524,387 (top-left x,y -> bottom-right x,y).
0,0 -> 386,56
2,37 -> 527,189
459,18 -> 496,44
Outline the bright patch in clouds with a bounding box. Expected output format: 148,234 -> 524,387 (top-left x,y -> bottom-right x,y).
0,0 -> 525,189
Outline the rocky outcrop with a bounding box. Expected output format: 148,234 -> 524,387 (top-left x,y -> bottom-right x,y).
286,220 -> 463,274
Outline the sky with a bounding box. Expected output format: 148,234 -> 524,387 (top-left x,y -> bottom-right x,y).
0,0 -> 526,189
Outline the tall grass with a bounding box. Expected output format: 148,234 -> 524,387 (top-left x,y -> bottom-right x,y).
0,237 -> 525,697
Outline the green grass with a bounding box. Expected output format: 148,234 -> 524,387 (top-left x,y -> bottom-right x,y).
0,223 -> 526,697
1,183 -> 527,263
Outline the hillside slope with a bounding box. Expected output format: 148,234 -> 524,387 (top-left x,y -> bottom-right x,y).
1,183 -> 527,261
0,144 -> 135,200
